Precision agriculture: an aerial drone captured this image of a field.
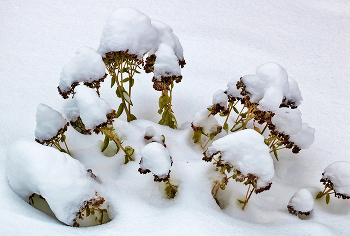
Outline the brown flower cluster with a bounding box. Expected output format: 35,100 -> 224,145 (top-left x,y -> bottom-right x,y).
287,205 -> 311,216
320,174 -> 350,200
35,122 -> 69,145
73,195 -> 107,227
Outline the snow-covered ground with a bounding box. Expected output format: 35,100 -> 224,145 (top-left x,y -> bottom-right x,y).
1,0 -> 349,235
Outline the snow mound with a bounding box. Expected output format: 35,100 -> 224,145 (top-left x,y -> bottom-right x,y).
6,140 -> 101,226
35,104 -> 67,142
322,161 -> 350,198
153,43 -> 181,80
58,47 -> 106,94
98,7 -> 157,58
242,62 -> 289,112
74,86 -> 114,130
289,123 -> 315,149
204,129 -> 274,189
271,108 -> 302,135
139,142 -> 172,181
288,188 -> 314,214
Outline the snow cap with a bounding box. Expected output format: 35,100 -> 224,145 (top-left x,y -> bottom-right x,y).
35,103 -> 67,142
225,76 -> 244,99
192,108 -> 221,135
323,161 -> 350,197
212,89 -> 228,110
153,43 -> 181,80
289,123 -> 315,149
98,7 -> 157,58
271,108 -> 302,135
288,188 -> 314,213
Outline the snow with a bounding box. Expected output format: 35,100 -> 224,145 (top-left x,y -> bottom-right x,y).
288,188 -> 314,213
225,76 -> 244,99
58,47 -> 106,94
63,98 -> 80,122
212,89 -> 228,110
153,43 -> 181,80
242,62 -> 289,111
205,129 -> 274,189
271,107 -> 302,135
289,123 -> 315,149
1,0 -> 350,235
192,108 -> 221,135
322,161 -> 350,197
35,103 -> 67,142
6,140 -> 102,226
283,77 -> 303,108
98,7 -> 157,58
73,86 -> 113,130
144,126 -> 164,145
139,142 -> 172,179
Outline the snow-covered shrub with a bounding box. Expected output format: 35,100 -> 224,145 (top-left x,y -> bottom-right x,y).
287,189 -> 314,217
57,47 -> 107,99
35,103 -> 71,155
191,108 -> 222,148
138,141 -> 177,198
203,129 -> 274,210
6,141 -> 109,227
316,161 -> 350,204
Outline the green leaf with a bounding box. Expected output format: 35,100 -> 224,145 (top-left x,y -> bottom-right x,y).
115,103 -> 124,118
111,76 -> 116,88
316,191 -> 324,199
273,145 -> 279,161
158,109 -> 163,114
326,194 -> 330,204
207,107 -> 212,112
210,133 -> 215,140
86,207 -> 90,217
101,136 -> 110,152
90,208 -> 95,215
240,113 -> 247,118
230,122 -> 243,132
233,106 -> 239,114
219,112 -> 227,117
223,123 -> 229,132
60,134 -> 66,142
116,89 -> 121,98
130,78 -> 135,87
159,96 -> 167,109
125,146 -> 134,156
135,70 -> 141,74
130,114 -> 137,121
238,199 -> 245,204
122,67 -> 129,73
122,77 -> 130,83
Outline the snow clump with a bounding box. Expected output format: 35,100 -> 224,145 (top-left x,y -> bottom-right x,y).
153,43 -> 182,80
289,123 -> 315,149
212,89 -> 228,111
281,77 -> 303,108
204,129 -> 274,189
287,188 -> 314,216
224,76 -> 244,100
98,7 -> 157,58
321,161 -> 350,199
58,47 -> 107,98
271,107 -> 302,135
35,103 -> 68,143
138,142 -> 172,182
144,126 -> 165,146
6,140 -> 105,226
191,108 -> 222,141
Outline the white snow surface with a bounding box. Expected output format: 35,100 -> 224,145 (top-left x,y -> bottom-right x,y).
74,86 -> 113,130
323,161 -> 350,197
58,47 -> 106,93
212,89 -> 228,109
205,129 -> 274,189
140,142 -> 172,178
98,7 -> 157,58
242,62 -> 289,112
6,140 -> 100,226
35,103 -> 67,141
192,108 -> 221,134
271,107 -> 302,135
289,123 -> 315,149
144,126 -> 164,144
225,76 -> 244,99
63,98 -> 80,122
154,43 -> 181,80
288,188 -> 314,213
285,77 -> 303,107
1,1 -> 350,235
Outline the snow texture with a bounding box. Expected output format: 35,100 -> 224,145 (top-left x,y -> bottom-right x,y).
98,8 -> 157,58
288,188 -> 314,213
205,129 -> 274,189
192,108 -> 221,134
144,126 -> 164,145
284,77 -> 303,107
6,141 -> 100,226
271,108 -> 302,135
58,47 -> 106,93
242,62 -> 289,112
35,104 -> 67,142
323,161 -> 350,197
74,86 -> 113,130
225,76 -> 244,99
140,142 -> 172,178
289,123 -> 315,149
212,89 -> 228,109
149,20 -> 184,61
63,98 -> 80,122
153,43 -> 181,80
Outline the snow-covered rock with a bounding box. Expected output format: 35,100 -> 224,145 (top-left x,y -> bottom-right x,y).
35,104 -> 68,142
98,7 -> 157,58
287,188 -> 314,215
6,140 -> 104,226
58,47 -> 106,95
204,129 -> 274,189
321,161 -> 350,198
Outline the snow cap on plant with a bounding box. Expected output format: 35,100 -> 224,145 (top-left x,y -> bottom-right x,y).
138,142 -> 173,182
6,140 -> 107,226
144,126 -> 165,146
271,108 -> 302,136
210,89 -> 229,115
289,123 -> 315,152
281,77 -> 303,109
73,86 -> 116,134
191,108 -> 222,143
287,188 -> 314,216
98,7 -> 157,59
321,161 -> 350,199
204,129 -> 274,190
35,103 -> 69,144
58,47 -> 107,99
224,76 -> 244,101
239,62 -> 289,112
